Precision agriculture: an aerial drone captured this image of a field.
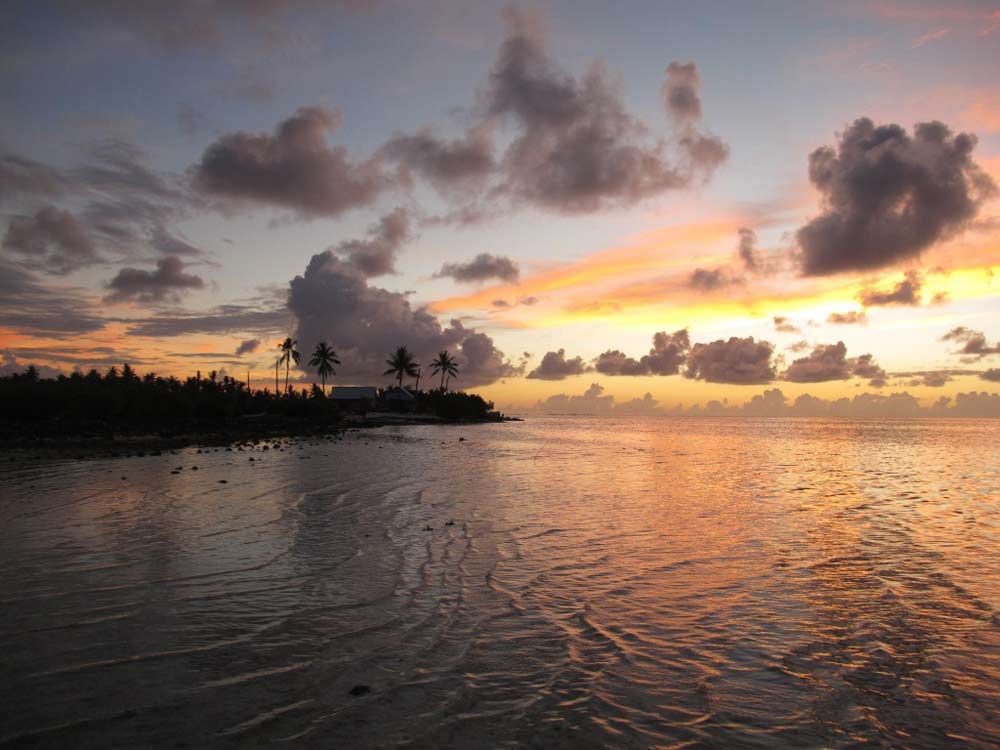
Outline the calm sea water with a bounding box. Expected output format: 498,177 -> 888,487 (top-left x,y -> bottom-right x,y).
1,417 -> 999,748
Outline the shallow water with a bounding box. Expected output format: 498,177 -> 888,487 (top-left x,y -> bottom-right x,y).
1,417 -> 999,748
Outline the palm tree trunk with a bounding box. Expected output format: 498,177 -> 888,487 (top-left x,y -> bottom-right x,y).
415,369 -> 421,391
440,370 -> 446,391
285,361 -> 290,393
321,373 -> 326,394
397,370 -> 403,388
275,360 -> 279,394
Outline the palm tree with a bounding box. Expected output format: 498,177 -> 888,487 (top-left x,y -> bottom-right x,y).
384,346 -> 419,388
430,350 -> 459,391
278,337 -> 300,393
309,341 -> 341,393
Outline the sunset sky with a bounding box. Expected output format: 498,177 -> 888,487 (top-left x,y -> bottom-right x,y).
2,0 -> 999,414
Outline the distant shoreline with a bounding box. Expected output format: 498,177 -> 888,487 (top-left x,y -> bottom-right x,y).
0,413 -> 521,462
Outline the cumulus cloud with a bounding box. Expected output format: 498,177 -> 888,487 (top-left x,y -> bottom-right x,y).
235,338 -> 262,356
827,310 -> 868,325
288,250 -> 517,386
684,336 -> 775,384
783,341 -> 886,385
536,382 -> 664,415
104,256 -> 205,304
332,207 -> 410,277
858,270 -> 923,307
786,339 -> 811,353
796,118 -> 995,275
3,206 -> 98,274
783,341 -> 853,382
381,127 -> 495,195
481,9 -> 725,213
593,329 -> 690,376
435,253 -> 520,284
527,348 -> 588,380
691,388 -> 1000,418
191,106 -> 388,218
940,327 -> 1000,359
773,316 -> 800,334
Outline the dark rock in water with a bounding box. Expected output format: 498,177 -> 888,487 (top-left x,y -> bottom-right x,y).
445,520 -> 455,526
218,479 -> 227,484
121,476 -> 127,480
458,437 -> 466,442
349,685 -> 371,697
191,466 -> 198,471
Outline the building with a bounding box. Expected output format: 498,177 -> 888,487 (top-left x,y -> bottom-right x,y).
328,386 -> 379,413
382,387 -> 417,412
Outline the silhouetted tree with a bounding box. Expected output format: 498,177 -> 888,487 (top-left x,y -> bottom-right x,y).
309,341 -> 341,393
384,346 -> 419,388
278,337 -> 300,393
430,350 -> 459,391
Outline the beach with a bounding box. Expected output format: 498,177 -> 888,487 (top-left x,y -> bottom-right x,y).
2,416 -> 999,748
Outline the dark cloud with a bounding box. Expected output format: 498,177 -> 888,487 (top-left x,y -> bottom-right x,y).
435,253 -> 520,284
235,338 -> 262,356
0,154 -> 71,204
796,118 -> 995,275
688,266 -> 741,291
736,227 -> 761,272
907,371 -> 952,387
684,336 -> 775,384
858,270 -> 922,307
593,329 -> 690,376
104,257 -> 205,304
786,339 -> 811,353
827,310 -> 868,325
382,127 -> 495,195
0,261 -> 106,337
150,226 -> 204,256
982,369 -> 1000,382
526,349 -> 588,380
783,341 -> 852,382
124,304 -> 288,337
177,103 -> 209,135
332,207 -> 410,277
481,10 -> 725,213
773,316 -> 800,334
662,61 -> 702,124
850,352 -> 887,387
940,327 -> 1000,359
783,341 -> 885,384
288,250 -> 516,386
191,106 -> 388,218
3,205 -> 98,274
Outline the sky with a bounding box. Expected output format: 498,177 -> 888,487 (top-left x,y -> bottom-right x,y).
1,0 -> 999,415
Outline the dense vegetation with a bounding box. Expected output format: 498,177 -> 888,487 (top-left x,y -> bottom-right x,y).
0,364 -> 499,432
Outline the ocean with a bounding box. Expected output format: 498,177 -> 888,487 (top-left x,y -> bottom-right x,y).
2,417 -> 998,748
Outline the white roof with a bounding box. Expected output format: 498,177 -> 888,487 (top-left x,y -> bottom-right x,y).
384,388 -> 416,400
329,386 -> 378,400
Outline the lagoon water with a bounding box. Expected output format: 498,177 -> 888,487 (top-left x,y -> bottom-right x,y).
1,417 -> 999,748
